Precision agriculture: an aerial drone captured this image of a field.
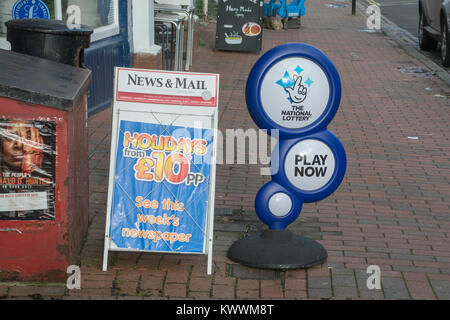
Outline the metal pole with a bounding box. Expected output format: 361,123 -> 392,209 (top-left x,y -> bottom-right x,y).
203,0 -> 208,19
352,0 -> 356,15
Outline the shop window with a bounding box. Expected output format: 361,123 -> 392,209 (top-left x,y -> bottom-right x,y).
0,0 -> 118,42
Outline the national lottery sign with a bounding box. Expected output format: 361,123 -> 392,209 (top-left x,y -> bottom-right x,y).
110,121 -> 212,253
103,68 -> 219,274
246,43 -> 346,230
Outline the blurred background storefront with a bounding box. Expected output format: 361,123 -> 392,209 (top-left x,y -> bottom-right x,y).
0,0 -> 132,115
0,0 -> 211,115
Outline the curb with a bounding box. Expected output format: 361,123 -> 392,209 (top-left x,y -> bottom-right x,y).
356,0 -> 450,87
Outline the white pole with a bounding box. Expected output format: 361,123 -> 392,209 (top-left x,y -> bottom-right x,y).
54,0 -> 62,20
102,69 -> 121,271
207,92 -> 219,275
203,0 -> 208,19
132,0 -> 154,53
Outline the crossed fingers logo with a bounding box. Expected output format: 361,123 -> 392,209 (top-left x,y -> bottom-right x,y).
286,75 -> 307,104
275,66 -> 314,104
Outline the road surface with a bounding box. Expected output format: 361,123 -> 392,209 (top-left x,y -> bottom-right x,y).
363,0 -> 449,70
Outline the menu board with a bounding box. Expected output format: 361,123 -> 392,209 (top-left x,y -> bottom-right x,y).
215,0 -> 263,53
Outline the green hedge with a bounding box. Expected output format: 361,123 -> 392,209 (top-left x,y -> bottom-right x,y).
195,0 -> 218,20
42,0 -> 69,19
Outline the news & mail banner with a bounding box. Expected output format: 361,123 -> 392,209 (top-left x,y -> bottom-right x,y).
116,69 -> 218,107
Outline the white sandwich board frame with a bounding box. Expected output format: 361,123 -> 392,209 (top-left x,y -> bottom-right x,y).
102,67 -> 219,275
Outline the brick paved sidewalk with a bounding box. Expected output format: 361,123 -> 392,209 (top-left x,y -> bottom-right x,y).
1,0 -> 449,300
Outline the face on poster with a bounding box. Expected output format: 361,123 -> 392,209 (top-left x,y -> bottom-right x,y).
0,119 -> 56,220
110,120 -> 213,253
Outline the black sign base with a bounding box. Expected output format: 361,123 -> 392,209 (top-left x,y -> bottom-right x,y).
227,229 -> 327,269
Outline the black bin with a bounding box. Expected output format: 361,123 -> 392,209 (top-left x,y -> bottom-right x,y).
5,18 -> 93,68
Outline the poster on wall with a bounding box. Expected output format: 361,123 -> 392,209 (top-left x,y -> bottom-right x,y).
110,120 -> 213,253
0,119 -> 56,220
215,0 -> 263,53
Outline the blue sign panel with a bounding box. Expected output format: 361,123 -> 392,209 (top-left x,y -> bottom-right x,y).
109,120 -> 213,253
247,43 -> 347,230
12,0 -> 51,19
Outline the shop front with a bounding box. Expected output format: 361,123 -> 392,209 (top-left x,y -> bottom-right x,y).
0,0 -> 131,115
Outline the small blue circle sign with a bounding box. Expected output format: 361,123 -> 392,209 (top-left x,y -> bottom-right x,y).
12,0 -> 51,20
247,43 -> 347,230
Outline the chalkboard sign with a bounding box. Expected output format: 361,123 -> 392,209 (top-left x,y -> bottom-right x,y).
215,0 -> 263,53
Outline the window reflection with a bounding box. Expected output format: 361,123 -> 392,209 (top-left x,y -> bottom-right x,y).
0,0 -> 115,35
63,0 -> 114,28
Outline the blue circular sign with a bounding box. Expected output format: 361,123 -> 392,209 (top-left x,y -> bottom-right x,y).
247,43 -> 346,230
246,43 -> 342,139
12,0 -> 51,20
274,130 -> 346,203
255,181 -> 303,230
